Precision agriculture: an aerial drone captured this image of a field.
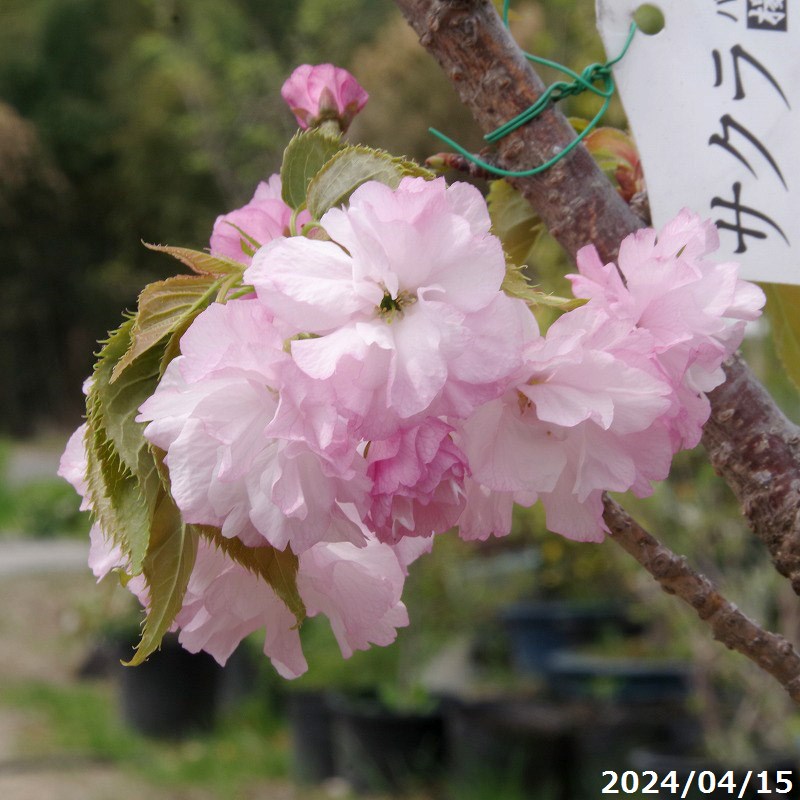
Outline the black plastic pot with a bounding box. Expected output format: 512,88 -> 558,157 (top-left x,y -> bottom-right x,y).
286,690 -> 336,784
117,633 -> 224,738
499,601 -> 633,674
441,694 -> 578,800
546,653 -> 691,704
329,693 -> 445,794
549,660 -> 698,797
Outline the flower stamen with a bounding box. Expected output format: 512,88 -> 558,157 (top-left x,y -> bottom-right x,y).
378,289 -> 417,321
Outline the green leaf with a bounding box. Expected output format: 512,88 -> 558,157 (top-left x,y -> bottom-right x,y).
223,222 -> 261,258
84,322 -> 199,658
306,146 -> 433,219
111,274 -> 219,382
486,179 -> 543,267
280,128 -> 345,210
96,331 -> 164,477
124,489 -> 199,666
86,319 -> 167,574
764,283 -> 800,393
582,126 -> 640,171
144,243 -> 246,276
84,404 -> 152,574
196,526 -> 306,624
500,262 -> 587,311
86,319 -> 137,494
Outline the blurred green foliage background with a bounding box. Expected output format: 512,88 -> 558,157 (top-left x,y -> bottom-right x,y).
0,0 -> 623,434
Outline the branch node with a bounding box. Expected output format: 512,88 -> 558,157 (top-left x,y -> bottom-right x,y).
716,408 -> 735,424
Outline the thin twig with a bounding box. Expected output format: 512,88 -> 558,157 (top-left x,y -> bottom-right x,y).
425,150 -> 499,180
603,495 -> 800,704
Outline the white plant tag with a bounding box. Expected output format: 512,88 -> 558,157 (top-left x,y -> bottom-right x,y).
596,0 -> 798,284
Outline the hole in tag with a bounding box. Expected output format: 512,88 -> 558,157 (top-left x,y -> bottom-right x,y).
633,4 -> 665,35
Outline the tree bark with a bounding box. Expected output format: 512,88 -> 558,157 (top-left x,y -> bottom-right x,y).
393,0 -> 800,592
395,0 -> 641,263
702,355 -> 800,593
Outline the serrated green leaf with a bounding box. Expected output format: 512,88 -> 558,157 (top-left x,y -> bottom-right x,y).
84,408 -> 152,574
764,283 -> 800,394
124,490 -> 199,666
487,179 -> 543,267
306,146 -> 432,219
95,316 -> 136,364
86,320 -> 137,502
499,262 -> 586,312
144,243 -> 246,276
111,274 -> 219,382
280,128 -> 345,210
196,525 -> 306,624
86,319 -> 167,574
97,335 -> 164,477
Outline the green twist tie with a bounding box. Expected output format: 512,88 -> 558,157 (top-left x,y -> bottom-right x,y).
429,1 -> 638,178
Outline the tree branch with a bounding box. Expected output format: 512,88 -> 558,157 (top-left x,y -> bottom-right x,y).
394,0 -> 640,263
702,354 -> 800,593
393,0 -> 800,593
603,495 -> 800,704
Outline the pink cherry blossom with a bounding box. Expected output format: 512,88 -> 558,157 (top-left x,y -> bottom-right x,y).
457,306 -> 675,542
83,495 -> 415,678
87,525 -> 149,608
209,175 -> 298,266
297,534 -> 410,659
137,298 -> 369,554
246,177 -> 535,439
456,478 -> 515,542
570,209 -> 765,449
59,427 -> 150,602
281,63 -> 368,132
365,418 -> 468,544
176,530 -> 414,675
175,539 -> 307,678
58,424 -> 91,511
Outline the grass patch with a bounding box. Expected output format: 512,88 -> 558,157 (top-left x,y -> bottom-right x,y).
0,477 -> 90,538
0,679 -> 289,794
0,436 -> 89,538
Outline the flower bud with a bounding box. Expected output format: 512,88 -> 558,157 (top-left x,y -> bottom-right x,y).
281,63 -> 368,133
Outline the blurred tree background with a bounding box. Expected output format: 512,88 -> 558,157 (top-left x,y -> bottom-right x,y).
0,0 -> 395,433
0,0 -> 613,435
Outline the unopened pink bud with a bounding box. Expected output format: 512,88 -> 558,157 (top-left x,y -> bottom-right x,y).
281,63 -> 369,133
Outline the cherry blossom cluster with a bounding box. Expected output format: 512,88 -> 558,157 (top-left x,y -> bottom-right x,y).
59,64 -> 765,678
